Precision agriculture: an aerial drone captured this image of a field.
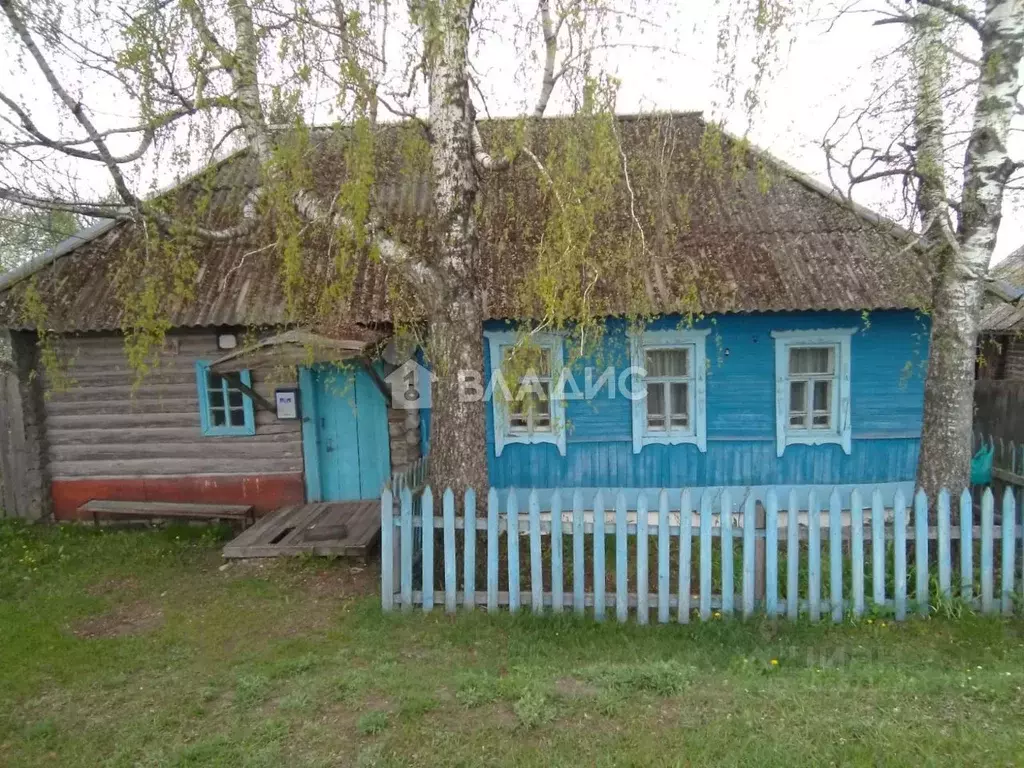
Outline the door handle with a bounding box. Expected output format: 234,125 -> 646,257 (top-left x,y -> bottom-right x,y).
325,437 -> 335,453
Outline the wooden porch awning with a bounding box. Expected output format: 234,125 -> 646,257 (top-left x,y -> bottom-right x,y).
209,328 -> 384,374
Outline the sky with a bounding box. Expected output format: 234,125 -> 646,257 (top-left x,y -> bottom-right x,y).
2,0 -> 1021,262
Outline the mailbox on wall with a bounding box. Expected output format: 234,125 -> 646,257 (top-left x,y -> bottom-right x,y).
274,388 -> 300,420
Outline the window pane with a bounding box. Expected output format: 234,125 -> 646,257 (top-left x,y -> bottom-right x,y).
645,348 -> 688,378
790,346 -> 833,375
211,408 -> 226,427
647,383 -> 666,430
207,372 -> 224,390
789,381 -> 807,428
812,380 -> 831,412
532,391 -> 551,432
670,381 -> 689,428
503,345 -> 551,377
812,413 -> 831,428
209,389 -> 225,409
228,390 -> 243,409
229,407 -> 246,426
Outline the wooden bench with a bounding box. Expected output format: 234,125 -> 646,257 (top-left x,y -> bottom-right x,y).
79,500 -> 255,528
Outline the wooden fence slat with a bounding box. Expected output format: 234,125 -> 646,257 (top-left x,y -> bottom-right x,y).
572,489 -> 585,615
678,489 -> 692,624
551,490 -> 563,615
657,490 -> 670,624
937,489 -> 950,599
636,493 -> 650,625
850,489 -> 864,618
787,489 -> 799,620
981,488 -> 994,615
743,496 -> 755,619
700,492 -> 712,621
422,487 -> 435,613
594,490 -> 606,621
1001,488 -> 1015,616
765,490 -> 778,618
463,489 -> 476,612
381,489 -> 394,612
401,488 -> 413,611
721,489 -> 734,617
808,490 -> 821,623
443,488 -> 457,614
529,491 -> 543,614
507,490 -> 520,614
829,490 -> 843,623
487,488 -> 499,613
960,489 -> 973,603
915,489 -> 929,617
894,490 -> 907,621
616,492 -> 629,623
871,489 -> 885,608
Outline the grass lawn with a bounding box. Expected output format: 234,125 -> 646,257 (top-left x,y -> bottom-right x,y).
1,521 -> 1023,767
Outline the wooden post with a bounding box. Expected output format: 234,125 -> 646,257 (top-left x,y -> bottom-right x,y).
754,501 -> 766,605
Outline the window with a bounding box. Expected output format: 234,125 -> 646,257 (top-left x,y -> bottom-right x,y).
771,329 -> 854,456
195,361 -> 256,436
629,328 -> 709,453
485,331 -> 566,457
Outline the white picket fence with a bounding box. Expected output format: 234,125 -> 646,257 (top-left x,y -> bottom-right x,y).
380,486 -> 1022,622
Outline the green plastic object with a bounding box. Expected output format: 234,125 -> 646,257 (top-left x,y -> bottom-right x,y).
971,443 -> 993,486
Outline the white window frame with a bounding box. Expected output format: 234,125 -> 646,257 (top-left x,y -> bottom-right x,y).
486,330 -> 566,457
629,328 -> 709,454
771,328 -> 855,457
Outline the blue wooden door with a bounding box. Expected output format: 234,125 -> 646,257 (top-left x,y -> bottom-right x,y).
302,365 -> 390,501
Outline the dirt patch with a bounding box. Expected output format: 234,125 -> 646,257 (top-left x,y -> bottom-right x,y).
85,577 -> 140,598
71,601 -> 164,639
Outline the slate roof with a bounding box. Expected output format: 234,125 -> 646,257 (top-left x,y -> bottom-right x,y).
0,112 -> 936,333
981,246 -> 1024,333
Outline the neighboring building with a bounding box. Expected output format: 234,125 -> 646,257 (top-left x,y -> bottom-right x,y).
979,246 -> 1024,379
0,113 -> 936,521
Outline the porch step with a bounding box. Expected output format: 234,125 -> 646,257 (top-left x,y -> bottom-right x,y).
222,500 -> 379,560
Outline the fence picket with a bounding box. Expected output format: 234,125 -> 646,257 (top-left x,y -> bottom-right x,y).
871,489 -> 885,608
507,490 -> 520,614
529,491 -> 542,614
443,488 -> 456,614
742,496 -> 755,618
893,490 -> 906,621
937,489 -> 950,600
960,489 -> 973,603
829,490 -> 843,623
401,488 -> 413,611
464,489 -> 476,611
422,487 -> 434,612
381,489 -> 394,612
808,491 -> 821,623
572,489 -> 585,615
765,490 -> 778,618
1001,488 -> 1016,616
700,492 -> 712,621
787,489 -> 799,620
678,489 -> 692,623
594,490 -> 606,621
981,488 -> 994,614
658,490 -> 670,624
616,492 -> 629,623
636,494 -> 650,624
551,490 -> 563,614
487,488 -> 499,613
721,490 -> 734,617
915,489 -> 928,617
850,489 -> 864,618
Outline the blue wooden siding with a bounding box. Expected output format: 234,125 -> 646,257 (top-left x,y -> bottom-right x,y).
480,310 -> 928,488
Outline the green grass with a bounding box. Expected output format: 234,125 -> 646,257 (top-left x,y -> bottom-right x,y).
2,520 -> 1024,766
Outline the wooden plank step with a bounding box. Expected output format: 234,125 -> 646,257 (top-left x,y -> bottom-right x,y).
80,499 -> 254,522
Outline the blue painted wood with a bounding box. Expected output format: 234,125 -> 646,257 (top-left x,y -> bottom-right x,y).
721,489 -> 734,616
464,489 -> 476,611
981,488 -> 994,614
487,489 -> 500,613
700,491 -> 712,620
616,492 -> 628,623
594,490 -> 606,621
678,489 -> 692,623
551,490 -> 563,614
636,493 -> 650,625
765,490 -> 778,618
422,487 -> 435,612
443,489 -> 456,614
808,490 -> 821,622
529,491 -> 543,614
508,489 -> 521,614
850,489 -> 864,618
960,489 -> 973,602
381,489 -> 394,611
743,496 -> 755,619
658,490 -> 671,624
400,488 -> 413,611
195,361 -> 256,437
298,367 -> 322,502
914,489 -> 928,617
572,489 -> 585,615
787,489 -> 798,620
893,490 -> 907,621
937,489 -> 950,599
1001,488 -> 1015,616
829,490 -> 843,623
353,365 -> 391,500
872,489 -> 885,607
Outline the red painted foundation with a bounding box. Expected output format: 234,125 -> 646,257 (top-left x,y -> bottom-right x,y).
51,473 -> 306,521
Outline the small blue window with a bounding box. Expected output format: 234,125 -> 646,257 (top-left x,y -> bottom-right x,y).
195,361 -> 256,436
